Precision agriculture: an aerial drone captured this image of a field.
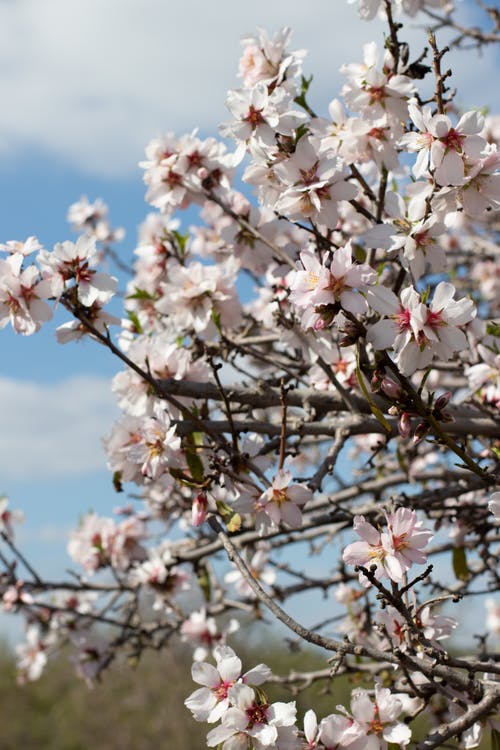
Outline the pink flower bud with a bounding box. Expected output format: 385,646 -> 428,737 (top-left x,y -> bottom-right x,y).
413,421 -> 429,444
434,391 -> 451,412
398,411 -> 411,438
192,493 -> 208,527
381,376 -> 403,400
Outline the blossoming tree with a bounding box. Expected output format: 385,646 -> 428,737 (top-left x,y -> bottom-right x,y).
1,1 -> 500,748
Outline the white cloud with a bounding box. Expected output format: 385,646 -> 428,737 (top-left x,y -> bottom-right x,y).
0,0 -> 496,177
0,375 -> 118,479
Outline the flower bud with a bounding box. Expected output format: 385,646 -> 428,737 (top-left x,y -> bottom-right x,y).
191,493 -> 208,527
413,421 -> 429,444
398,411 -> 411,438
434,391 -> 451,412
381,375 -> 403,400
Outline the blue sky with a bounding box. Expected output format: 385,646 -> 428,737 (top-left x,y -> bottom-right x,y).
0,0 -> 498,640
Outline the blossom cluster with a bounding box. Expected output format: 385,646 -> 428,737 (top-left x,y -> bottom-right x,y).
0,1 -> 499,748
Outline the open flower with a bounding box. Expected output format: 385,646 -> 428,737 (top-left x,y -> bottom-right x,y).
185,645 -> 272,724
257,469 -> 312,530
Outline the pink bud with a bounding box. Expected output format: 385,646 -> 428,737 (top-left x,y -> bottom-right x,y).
381,375 -> 403,400
434,391 -> 452,412
192,493 -> 208,527
398,411 -> 411,438
413,421 -> 429,444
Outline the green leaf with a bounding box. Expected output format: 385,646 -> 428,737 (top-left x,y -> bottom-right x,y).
215,500 -> 233,520
293,75 -> 314,113
352,243 -> 367,263
197,564 -> 211,602
486,321 -> 500,338
126,288 -> 155,301
492,729 -> 500,750
211,309 -> 222,336
226,513 -> 242,533
172,230 -> 189,256
126,310 -> 143,334
215,501 -> 241,533
185,447 -> 204,484
168,468 -> 202,488
452,546 -> 469,581
112,471 -> 123,493
294,123 -> 309,143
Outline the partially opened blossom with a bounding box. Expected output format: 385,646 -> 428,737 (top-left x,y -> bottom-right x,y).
319,712 -> 363,749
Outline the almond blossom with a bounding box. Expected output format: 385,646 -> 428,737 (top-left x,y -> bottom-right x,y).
343,508 -> 432,584
338,684 -> 413,750
273,135 -> 357,227
16,627 -> 49,684
289,242 -> 376,330
155,257 -> 241,336
37,235 -> 118,306
221,84 -> 306,154
256,469 -> 312,531
185,645 -> 272,724
341,42 -> 416,122
0,496 -> 24,539
225,545 -> 276,598
238,26 -> 305,90
0,252 -> 53,334
367,282 -> 476,375
206,683 -> 297,749
401,101 -> 486,186
180,609 -> 240,663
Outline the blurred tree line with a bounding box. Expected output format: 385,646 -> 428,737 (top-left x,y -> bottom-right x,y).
0,631 -> 347,750
0,631 -> 493,749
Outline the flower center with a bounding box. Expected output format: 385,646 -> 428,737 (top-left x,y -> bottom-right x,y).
246,703 -> 269,727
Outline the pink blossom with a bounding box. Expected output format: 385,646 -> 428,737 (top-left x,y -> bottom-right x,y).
185,645 -> 272,724
181,609 -> 240,662
343,508 -> 432,584
340,684 -> 413,750
382,507 -> 433,582
257,469 -> 312,530
289,243 -> 376,330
